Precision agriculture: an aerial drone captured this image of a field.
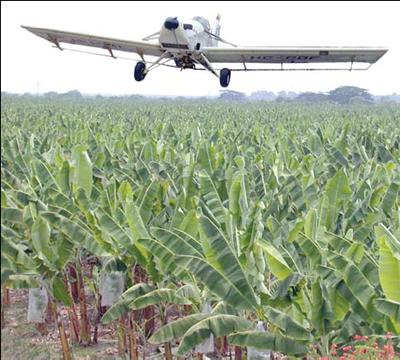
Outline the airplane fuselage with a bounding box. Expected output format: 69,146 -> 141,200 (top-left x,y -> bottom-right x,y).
158,17 -> 217,69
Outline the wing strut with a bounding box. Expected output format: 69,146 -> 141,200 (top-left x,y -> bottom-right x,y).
50,37 -> 63,51
105,46 -> 116,59
241,56 -> 247,70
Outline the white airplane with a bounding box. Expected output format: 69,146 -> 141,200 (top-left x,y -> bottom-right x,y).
22,15 -> 388,88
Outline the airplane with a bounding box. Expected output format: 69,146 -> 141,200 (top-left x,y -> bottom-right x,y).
22,15 -> 388,88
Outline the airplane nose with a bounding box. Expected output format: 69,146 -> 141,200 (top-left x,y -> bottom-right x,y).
164,17 -> 179,30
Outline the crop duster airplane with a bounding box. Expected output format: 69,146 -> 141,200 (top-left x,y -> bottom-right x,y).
23,15 -> 388,88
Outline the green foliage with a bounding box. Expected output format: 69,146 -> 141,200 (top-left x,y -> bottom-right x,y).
1,97 -> 400,357
228,330 -> 308,355
328,86 -> 373,104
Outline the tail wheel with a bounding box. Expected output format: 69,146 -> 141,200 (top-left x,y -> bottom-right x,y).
134,61 -> 146,81
220,68 -> 231,87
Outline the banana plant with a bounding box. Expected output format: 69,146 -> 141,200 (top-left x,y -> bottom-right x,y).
1,206 -> 76,359
101,283 -> 197,360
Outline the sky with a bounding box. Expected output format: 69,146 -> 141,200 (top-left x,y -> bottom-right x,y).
1,1 -> 399,96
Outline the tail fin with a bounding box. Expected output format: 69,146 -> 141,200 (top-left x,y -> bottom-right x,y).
211,14 -> 221,47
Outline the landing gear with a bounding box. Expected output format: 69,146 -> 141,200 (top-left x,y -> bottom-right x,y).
220,68 -> 231,87
174,56 -> 196,69
134,61 -> 146,81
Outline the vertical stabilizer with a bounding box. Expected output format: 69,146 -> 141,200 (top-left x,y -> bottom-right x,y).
211,14 -> 221,47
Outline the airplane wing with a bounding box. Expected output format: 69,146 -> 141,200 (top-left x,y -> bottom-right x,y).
202,46 -> 388,64
22,26 -> 164,58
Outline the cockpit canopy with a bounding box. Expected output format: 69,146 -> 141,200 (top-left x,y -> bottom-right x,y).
192,16 -> 210,31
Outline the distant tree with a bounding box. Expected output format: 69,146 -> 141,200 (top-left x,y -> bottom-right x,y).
128,94 -> 145,100
349,96 -> 373,105
59,90 -> 83,99
296,92 -> 328,103
287,91 -> 298,99
275,96 -> 292,103
328,86 -> 373,104
249,91 -> 276,101
375,93 -> 400,104
219,90 -> 246,101
44,91 -> 58,98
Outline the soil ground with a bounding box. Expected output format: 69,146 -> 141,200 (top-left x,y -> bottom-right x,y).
1,289 -> 131,360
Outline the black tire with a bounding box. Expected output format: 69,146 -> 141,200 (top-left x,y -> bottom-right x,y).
220,68 -> 231,87
134,61 -> 146,81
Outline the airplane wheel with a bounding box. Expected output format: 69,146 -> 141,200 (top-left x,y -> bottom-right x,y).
220,68 -> 231,87
134,61 -> 146,81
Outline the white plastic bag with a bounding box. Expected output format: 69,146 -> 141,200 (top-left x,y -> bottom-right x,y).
195,301 -> 214,354
247,321 -> 271,360
100,271 -> 125,306
27,286 -> 48,323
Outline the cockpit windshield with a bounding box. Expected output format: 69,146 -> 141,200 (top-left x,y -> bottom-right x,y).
192,16 -> 210,31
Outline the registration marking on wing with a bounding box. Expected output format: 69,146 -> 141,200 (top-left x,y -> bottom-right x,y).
250,55 -> 319,62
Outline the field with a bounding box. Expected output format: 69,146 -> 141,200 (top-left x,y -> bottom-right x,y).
1,96 -> 400,359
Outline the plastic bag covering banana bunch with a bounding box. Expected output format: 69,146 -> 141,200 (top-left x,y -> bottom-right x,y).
100,271 -> 125,307
247,321 -> 271,359
195,301 -> 214,354
27,285 -> 48,323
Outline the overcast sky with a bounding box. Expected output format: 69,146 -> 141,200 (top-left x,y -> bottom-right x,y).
2,1 -> 399,96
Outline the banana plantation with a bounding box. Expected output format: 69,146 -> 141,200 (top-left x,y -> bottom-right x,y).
1,96 -> 399,359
